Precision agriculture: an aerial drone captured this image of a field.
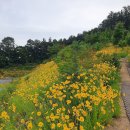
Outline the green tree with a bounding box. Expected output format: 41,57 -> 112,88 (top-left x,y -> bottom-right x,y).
125,33 -> 130,45
0,37 -> 15,65
112,22 -> 125,45
1,37 -> 15,50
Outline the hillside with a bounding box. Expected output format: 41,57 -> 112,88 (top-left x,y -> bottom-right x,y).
0,44 -> 130,130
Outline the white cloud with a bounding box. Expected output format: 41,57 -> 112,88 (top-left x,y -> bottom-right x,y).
0,0 -> 129,45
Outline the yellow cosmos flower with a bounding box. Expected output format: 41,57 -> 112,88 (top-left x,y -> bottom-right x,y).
38,122 -> 44,127
37,112 -> 41,116
57,123 -> 62,127
80,125 -> 84,130
67,76 -> 72,80
78,117 -> 84,122
66,100 -> 71,104
51,123 -> 55,129
27,122 -> 33,129
65,115 -> 69,120
69,122 -> 74,129
1,111 -> 9,120
21,119 -> 25,124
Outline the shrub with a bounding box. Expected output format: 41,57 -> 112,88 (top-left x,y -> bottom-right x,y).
125,33 -> 130,45
119,40 -> 127,47
112,22 -> 125,45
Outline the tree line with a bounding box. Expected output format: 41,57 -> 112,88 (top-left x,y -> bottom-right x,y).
0,6 -> 130,68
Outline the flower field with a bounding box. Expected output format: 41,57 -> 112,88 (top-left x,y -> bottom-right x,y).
0,45 -> 128,130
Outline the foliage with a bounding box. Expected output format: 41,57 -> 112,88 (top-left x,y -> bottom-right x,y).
55,41 -> 94,75
125,33 -> 130,45
112,22 -> 125,45
119,40 -> 127,47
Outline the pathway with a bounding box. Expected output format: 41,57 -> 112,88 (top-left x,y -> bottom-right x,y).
121,58 -> 130,121
106,58 -> 130,130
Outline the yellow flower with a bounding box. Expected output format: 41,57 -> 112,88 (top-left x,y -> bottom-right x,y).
101,107 -> 106,114
64,80 -> 70,85
57,123 -> 62,127
20,119 -> 25,124
27,121 -> 33,129
63,124 -> 70,130
86,100 -> 90,106
65,115 -> 69,120
69,122 -> 74,129
77,76 -> 80,79
37,111 -> 41,116
96,122 -> 101,127
1,111 -> 9,120
81,110 -> 87,116
52,103 -> 58,107
12,104 -> 16,112
80,125 -> 84,130
51,123 -> 55,129
62,107 -> 65,111
66,100 -> 71,104
67,76 -> 72,80
38,122 -> 44,127
78,117 -> 84,122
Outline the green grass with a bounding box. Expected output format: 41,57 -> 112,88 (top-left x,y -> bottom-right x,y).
0,64 -> 37,79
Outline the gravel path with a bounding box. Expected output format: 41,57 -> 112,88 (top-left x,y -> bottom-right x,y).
121,58 -> 130,121
106,59 -> 130,130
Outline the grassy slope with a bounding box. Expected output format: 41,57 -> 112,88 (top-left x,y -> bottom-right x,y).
0,45 -> 129,130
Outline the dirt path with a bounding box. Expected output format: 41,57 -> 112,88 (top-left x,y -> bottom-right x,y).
121,59 -> 130,121
106,58 -> 130,130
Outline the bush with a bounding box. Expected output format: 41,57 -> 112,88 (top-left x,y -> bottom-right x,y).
112,22 -> 125,45
119,40 -> 127,47
97,53 -> 120,68
125,33 -> 130,45
55,41 -> 96,76
56,44 -> 79,75
92,42 -> 104,51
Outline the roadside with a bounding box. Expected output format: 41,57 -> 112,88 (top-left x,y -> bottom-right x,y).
105,98 -> 130,130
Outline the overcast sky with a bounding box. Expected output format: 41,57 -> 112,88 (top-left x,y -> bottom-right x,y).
0,0 -> 130,45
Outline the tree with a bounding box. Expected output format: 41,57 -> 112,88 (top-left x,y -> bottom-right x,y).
14,46 -> 28,64
0,37 -> 15,65
1,37 -> 15,51
112,22 -> 125,45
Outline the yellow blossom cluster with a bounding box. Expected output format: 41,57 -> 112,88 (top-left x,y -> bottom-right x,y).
96,46 -> 122,55
0,57 -> 120,130
0,111 -> 9,120
12,61 -> 59,99
43,71 -> 119,130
